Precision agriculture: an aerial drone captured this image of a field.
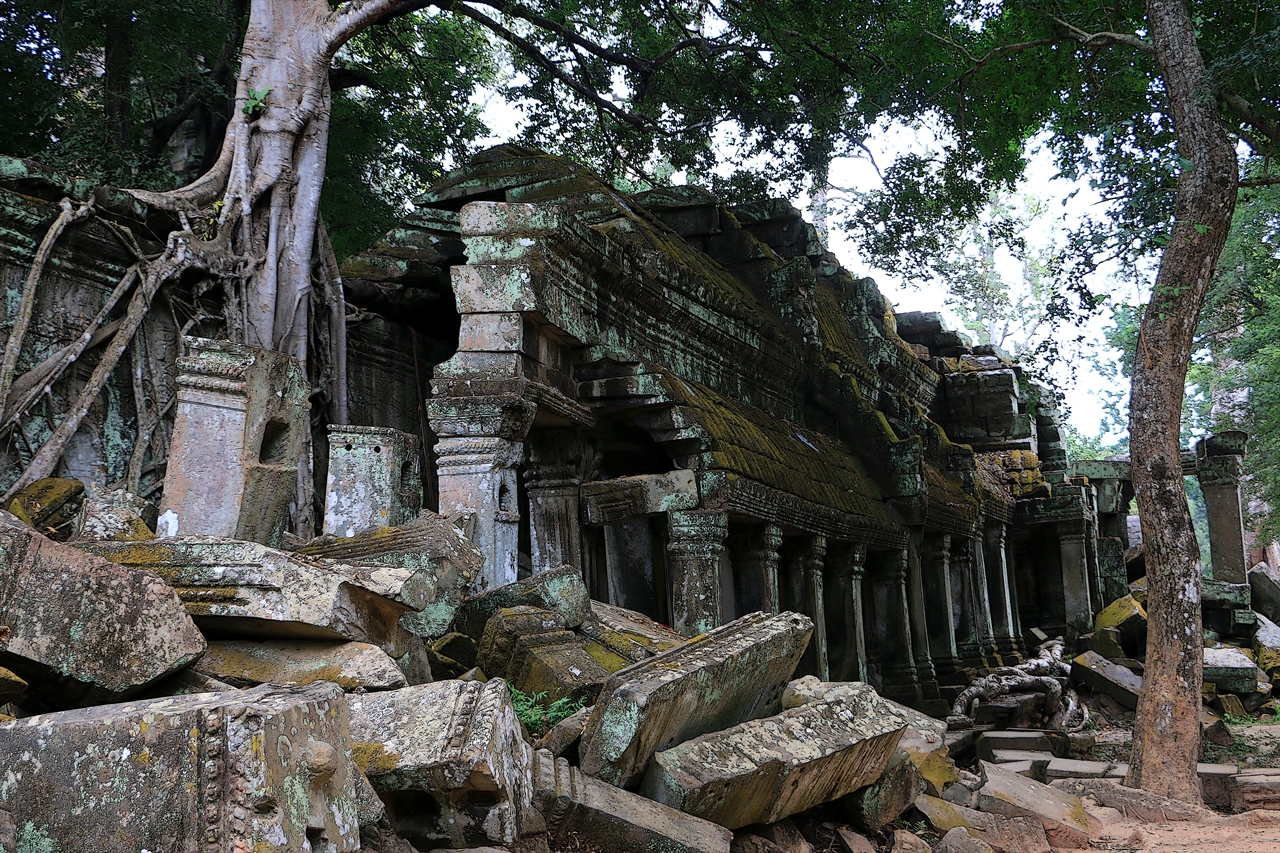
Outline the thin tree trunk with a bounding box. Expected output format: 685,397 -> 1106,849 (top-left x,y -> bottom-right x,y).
1126,0 -> 1239,803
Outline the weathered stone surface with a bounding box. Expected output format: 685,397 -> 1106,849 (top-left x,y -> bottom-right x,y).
1203,708 -> 1235,745
0,666 -> 27,703
323,425 -> 423,537
1231,769 -> 1280,812
1202,578 -> 1251,610
508,631 -> 612,703
1049,777 -> 1210,822
534,705 -> 590,758
297,511 -> 484,638
1204,646 -> 1258,694
1252,567 -> 1280,626
1070,650 -> 1141,709
976,730 -> 1055,759
196,639 -> 409,691
533,749 -> 732,853
1045,759 -> 1111,781
478,606 -> 567,676
1093,594 -> 1146,657
840,748 -> 925,833
453,564 -> 591,639
891,829 -> 931,853
935,826 -> 996,853
80,537 -> 425,658
348,679 -> 532,848
642,682 -> 905,827
157,338 -> 309,546
7,477 -> 83,531
580,611 -> 813,788
732,835 -> 789,853
782,678 -> 958,796
987,751 -> 1051,782
976,761 -> 1098,848
579,600 -> 687,663
0,511 -> 205,708
915,794 -> 1051,853
835,828 -> 877,853
0,682 -> 360,851
136,667 -> 235,699
71,488 -> 155,541
1197,763 -> 1237,810
1255,613 -> 1280,680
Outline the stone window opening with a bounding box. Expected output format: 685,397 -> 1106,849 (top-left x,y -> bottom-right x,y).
259,419 -> 292,465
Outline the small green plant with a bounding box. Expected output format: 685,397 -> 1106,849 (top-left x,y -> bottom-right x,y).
244,86 -> 270,115
507,682 -> 585,737
1224,713 -> 1256,727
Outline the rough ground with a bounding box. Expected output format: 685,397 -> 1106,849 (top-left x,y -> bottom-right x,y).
1087,809 -> 1280,852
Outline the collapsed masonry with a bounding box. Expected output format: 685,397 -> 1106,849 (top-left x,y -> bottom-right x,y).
0,146 -> 1266,850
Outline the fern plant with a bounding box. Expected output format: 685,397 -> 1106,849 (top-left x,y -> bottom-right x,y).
507,682 -> 585,737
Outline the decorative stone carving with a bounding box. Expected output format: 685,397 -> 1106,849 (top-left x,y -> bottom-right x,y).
157,337 -> 309,546
667,510 -> 729,637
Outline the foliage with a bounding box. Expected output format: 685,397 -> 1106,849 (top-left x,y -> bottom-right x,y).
507,682 -> 585,737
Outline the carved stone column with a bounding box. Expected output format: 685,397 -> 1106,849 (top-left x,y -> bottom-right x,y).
733,523 -> 783,615
667,510 -> 728,637
922,533 -> 959,675
827,543 -> 868,682
906,533 -> 936,682
872,548 -> 920,705
428,394 -> 537,591
524,432 -> 584,574
799,535 -> 829,679
984,523 -> 1020,660
1057,521 -> 1093,637
1197,450 -> 1247,584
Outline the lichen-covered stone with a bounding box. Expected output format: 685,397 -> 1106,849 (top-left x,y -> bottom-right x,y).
841,749 -> 926,833
1070,651 -> 1141,709
323,425 -> 423,536
533,749 -> 732,853
914,794 -> 1051,853
79,536 -> 426,658
1255,613 -> 1280,680
6,476 -> 83,531
348,679 -> 532,848
0,682 -> 360,852
0,511 -> 204,708
70,488 -> 156,542
1203,646 -> 1258,694
642,684 -> 905,828
976,762 -> 1098,849
580,610 -> 813,788
579,600 -> 687,663
453,564 -> 591,639
196,639 -> 409,691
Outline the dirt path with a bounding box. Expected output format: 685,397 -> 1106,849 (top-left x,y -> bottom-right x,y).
1087,807 -> 1280,852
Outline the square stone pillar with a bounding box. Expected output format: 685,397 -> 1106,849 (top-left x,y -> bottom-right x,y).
732,523 -> 783,615
826,543 -> 868,682
922,532 -> 959,675
906,531 -> 936,682
955,535 -> 995,668
984,523 -> 1021,661
524,433 -> 585,574
667,510 -> 728,637
870,548 -> 920,705
323,426 -> 422,537
1058,521 -> 1093,636
1196,433 -> 1248,584
428,394 -> 537,591
796,535 -> 829,679
158,338 -> 308,546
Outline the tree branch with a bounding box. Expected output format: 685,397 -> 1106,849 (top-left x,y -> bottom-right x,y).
1049,16 -> 1155,55
1218,89 -> 1280,144
328,0 -> 420,51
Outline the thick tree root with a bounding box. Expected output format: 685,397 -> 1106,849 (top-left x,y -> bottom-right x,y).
948,638 -> 1090,732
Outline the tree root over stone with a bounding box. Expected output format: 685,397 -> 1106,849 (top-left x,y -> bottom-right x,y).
948,637 -> 1090,732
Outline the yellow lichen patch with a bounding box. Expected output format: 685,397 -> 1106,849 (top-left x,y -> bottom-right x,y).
351,741 -> 401,775
581,640 -> 631,674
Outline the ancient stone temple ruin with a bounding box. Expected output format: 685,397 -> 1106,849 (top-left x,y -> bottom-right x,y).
0,146 -> 1268,851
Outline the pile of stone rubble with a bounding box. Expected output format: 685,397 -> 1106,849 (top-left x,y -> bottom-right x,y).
0,485 -> 1130,853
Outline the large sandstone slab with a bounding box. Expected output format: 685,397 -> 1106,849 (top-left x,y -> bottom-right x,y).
0,511 -> 205,707
1231,768 -> 1280,812
1203,646 -> 1257,694
580,611 -> 813,788
534,749 -> 732,853
195,639 -> 409,691
977,762 -> 1098,848
1070,650 -> 1142,709
914,794 -> 1051,853
0,682 -> 360,852
79,536 -> 425,657
348,679 -> 532,848
642,684 -> 905,827
453,563 -> 592,638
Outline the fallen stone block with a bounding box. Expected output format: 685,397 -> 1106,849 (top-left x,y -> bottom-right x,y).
1203,578 -> 1252,610
1080,628 -> 1125,660
935,826 -> 996,853
642,682 -> 906,827
80,536 -> 425,658
1070,650 -> 1142,709
7,476 -> 83,532
1198,763 -> 1238,810
1045,758 -> 1111,781
349,679 -> 532,848
1251,567 -> 1280,626
534,705 -> 590,758
533,749 -> 732,853
580,600 -> 687,663
323,425 -> 423,537
0,511 -> 205,708
136,667 -> 235,699
891,830 -> 931,853
731,834 -> 790,853
296,511 -> 483,637
453,563 -> 592,639
840,748 -> 925,833
70,487 -> 155,541
1231,768 -> 1280,812
1048,777 -> 1210,822
1093,594 -> 1146,657
782,677 -> 959,796
0,667 -> 27,703
976,730 -> 1055,759
477,606 -> 568,676
1204,646 -> 1258,694
835,828 -> 877,853
1204,708 -> 1235,745
976,761 -> 1099,848
755,818 -> 814,853
915,794 -> 1051,853
973,692 -> 1044,729
580,610 -> 813,788
196,639 -> 409,691
1215,691 -> 1247,717
987,751 -> 1050,782
0,682 -> 360,851
508,631 -> 611,703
